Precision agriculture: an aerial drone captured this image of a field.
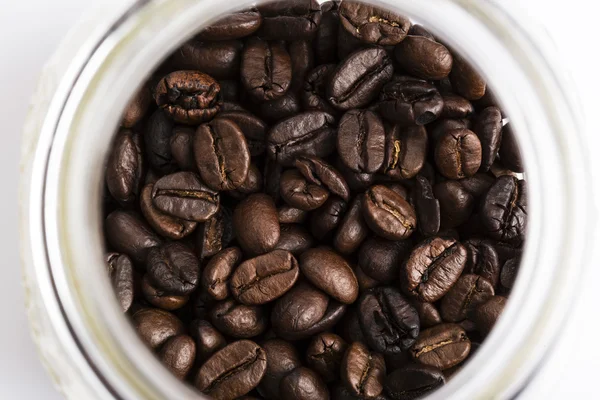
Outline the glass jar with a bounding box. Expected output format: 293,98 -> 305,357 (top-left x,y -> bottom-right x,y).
19,0 -> 591,399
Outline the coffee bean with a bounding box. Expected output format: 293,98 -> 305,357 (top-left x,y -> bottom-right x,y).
464,239 -> 500,287
306,332 -> 347,382
434,129 -> 482,179
427,118 -> 470,146
147,242 -> 199,295
159,334 -> 196,380
256,92 -> 302,123
275,224 -> 315,255
394,36 -> 453,80
314,2 -> 340,64
140,184 -> 197,240
441,94 -> 474,119
217,111 -> 267,157
499,123 -> 524,173
230,250 -> 300,305
458,173 -> 495,198
412,301 -> 442,329
280,169 -> 329,210
195,207 -> 234,259
358,237 -> 412,282
202,247 -> 243,301
233,193 -> 280,255
480,176 -> 527,243
337,109 -> 385,173
197,10 -> 263,41
289,40 -> 315,92
195,340 -> 267,400
280,367 -> 330,400
336,308 -> 366,345
358,287 -> 420,354
296,156 -> 350,201
142,274 -> 189,311
328,47 -> 393,110
341,341 -> 386,398
278,205 -> 309,224
190,319 -> 227,362
378,77 -> 444,126
339,2 -> 411,45
241,38 -> 292,102
258,339 -> 302,399
169,126 -> 196,171
121,86 -> 151,128
473,106 -> 503,172
382,125 -> 428,180
403,237 -> 467,302
440,274 -> 495,322
335,158 -> 375,191
302,64 -> 338,115
105,252 -> 135,312
169,40 -> 243,80
106,129 -> 143,206
449,53 -> 486,100
105,210 -> 162,263
310,197 -> 348,241
145,109 -> 177,174
413,176 -> 440,236
363,185 -> 417,240
154,70 -> 222,124
474,296 -> 507,336
211,299 -> 267,338
384,364 -> 445,400
257,0 -> 323,40
500,257 -> 520,292
433,181 -> 475,229
333,196 -> 369,255
132,308 -> 184,349
300,248 -> 359,304
410,323 -> 471,370
354,263 -> 381,292
264,158 -> 283,201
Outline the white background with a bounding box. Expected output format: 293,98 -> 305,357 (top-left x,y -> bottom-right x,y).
1,0 -> 598,398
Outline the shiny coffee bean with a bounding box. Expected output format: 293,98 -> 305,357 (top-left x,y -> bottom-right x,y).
280,367 -> 330,400
337,109 -> 385,173
378,77 -> 444,126
132,308 -> 184,350
300,248 -> 359,304
233,193 -> 280,256
169,40 -> 243,80
195,340 -> 267,400
106,129 -> 143,206
427,117 -> 470,145
302,64 -> 338,115
403,237 -> 467,302
408,24 -> 434,39
169,126 -> 196,171
145,109 -> 177,174
358,287 -> 420,354
363,185 -> 417,240
341,341 -> 386,398
434,180 -> 475,229
480,176 -> 527,243
211,299 -> 267,338
328,47 -> 394,110
333,196 -> 370,255
358,237 -> 412,282
434,129 -> 482,179
473,106 -> 503,172
449,53 -> 486,100
413,176 -> 440,236
410,323 -> 471,370
257,0 -> 323,40
306,332 -> 347,382
202,247 -> 243,301
189,319 -> 227,362
280,169 -> 330,210
382,125 -> 428,180
105,252 -> 135,312
440,274 -> 495,322
384,364 -> 445,400
394,36 -> 453,80
275,224 -> 315,255
310,197 -> 347,241
464,239 -> 501,287
339,2 -> 411,45
413,301 -> 442,329
159,334 -> 196,380
147,242 -> 199,295
278,205 -> 309,224
241,38 -> 292,102
218,111 -> 267,157
296,156 -> 350,201
142,274 -> 189,311
121,86 -> 151,128
474,296 -> 507,336
140,184 -> 197,240
105,210 -> 162,263
499,123 -> 525,173
195,207 -> 234,259
196,10 -> 262,40
441,94 -> 474,119
258,339 -> 302,399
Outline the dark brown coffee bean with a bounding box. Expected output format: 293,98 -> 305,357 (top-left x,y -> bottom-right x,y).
295,156 -> 350,201
358,287 -> 420,354
147,242 -> 199,295
464,239 -> 500,287
413,176 -> 440,236
499,123 -> 524,173
313,2 -> 339,64
440,274 -> 495,322
310,197 -> 347,241
202,247 -> 243,301
140,184 -> 197,240
413,301 -> 442,329
169,40 -> 243,80
105,252 -> 135,312
257,0 -> 323,40
337,109 -> 385,173
333,196 -> 369,255
354,263 -> 381,292
441,94 -> 474,119
121,86 -> 151,128
358,237 -> 412,282
480,176 -> 527,243
196,207 -> 234,259
154,70 -> 222,124
275,224 -> 315,255
197,10 -> 263,40
382,125 -> 428,180
500,257 -> 520,292
211,299 -> 267,338
449,53 -> 486,100
233,193 -> 280,256
267,111 -> 337,166
278,205 -> 309,224
217,111 -> 267,157
132,308 -> 184,350
434,180 -> 475,229
170,126 -> 196,171
280,367 -> 330,400
403,237 -> 467,302
427,118 -> 470,146
144,109 -> 177,174
256,92 -> 302,123
302,64 -> 338,115
289,40 -> 315,92
195,340 -> 267,400
141,274 -> 189,311
434,129 -> 482,179
241,38 -> 292,102
306,332 -> 347,382
473,106 -> 503,172
384,364 -> 445,400
336,308 -> 366,345
335,158 -> 375,191
458,173 -> 495,198
159,334 -> 196,380
231,250 -> 300,305
363,185 -> 417,240
280,169 -> 330,211
190,320 -> 227,362
378,77 -> 444,126
341,341 -> 386,398
339,2 -> 411,45
258,339 -> 303,399
106,129 -> 143,206
300,248 -> 359,304
151,172 -> 219,222
105,210 -> 162,264
410,323 -> 471,370
474,296 -> 507,336
264,158 -> 283,201
394,36 -> 453,80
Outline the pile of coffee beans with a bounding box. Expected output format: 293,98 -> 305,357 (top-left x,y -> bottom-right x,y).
103,1 -> 527,399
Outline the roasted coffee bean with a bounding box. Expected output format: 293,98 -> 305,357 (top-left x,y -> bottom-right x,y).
410,323 -> 471,370
413,301 -> 442,329
335,158 -> 375,191
169,126 -> 196,171
289,40 -> 315,91
440,274 -> 495,322
106,129 -> 144,206
233,193 -> 280,256
434,129 -> 482,179
202,247 -> 243,301
195,340 -> 267,400
328,47 -> 393,110
132,308 -> 184,350
473,106 -> 503,171
337,109 -> 385,173
256,92 -> 302,123
358,287 -> 420,354
403,237 -> 467,302
341,341 -> 386,398
105,210 -> 162,263
280,367 -> 330,400
280,169 -> 330,210
427,118 -> 470,145
434,181 -> 475,229
449,53 -> 486,100
121,86 -> 151,128
413,176 -> 440,236
333,196 -> 370,255
142,274 -> 189,311
278,205 -> 309,224
145,109 -> 177,174
169,40 -> 243,80
264,158 -> 283,201
480,176 -> 527,243
499,124 -> 524,173
105,252 -> 135,312
394,36 -> 453,80
310,197 -> 347,241
500,257 -> 520,292
314,2 -> 340,64
140,184 -> 197,240
464,239 -> 500,287
378,77 -> 444,126
300,248 -> 359,304
217,111 -> 267,157
197,10 -> 262,40
230,250 -> 300,305
267,111 -> 337,165
258,339 -> 302,399
257,0 -> 323,40
154,70 -> 222,124
382,125 -> 428,180
441,94 -> 474,119
363,185 -> 417,240
159,334 -> 196,380
151,172 -> 219,222
220,78 -> 240,101
474,296 -> 507,336
211,299 -> 267,338
458,173 -> 495,199
339,2 -> 411,45
302,64 -> 338,115
241,38 -> 292,102
408,24 -> 434,39
354,263 -> 381,292
306,332 -> 347,382
196,207 -> 234,259
295,156 -> 350,201
275,224 -> 315,255
358,237 -> 412,282
147,242 -> 199,295
190,320 -> 227,362
336,308 -> 367,344
384,364 -> 445,400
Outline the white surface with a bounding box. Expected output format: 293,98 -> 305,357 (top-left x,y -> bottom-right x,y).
1,0 -> 598,398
